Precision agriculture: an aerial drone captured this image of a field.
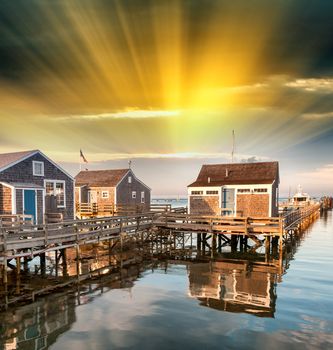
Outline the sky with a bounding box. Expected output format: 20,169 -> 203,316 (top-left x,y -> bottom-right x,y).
1,0 -> 333,196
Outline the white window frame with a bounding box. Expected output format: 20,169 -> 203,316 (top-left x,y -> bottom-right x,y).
132,191 -> 136,199
33,161 -> 44,176
101,190 -> 109,199
44,179 -> 66,208
128,176 -> 132,184
141,191 -> 145,203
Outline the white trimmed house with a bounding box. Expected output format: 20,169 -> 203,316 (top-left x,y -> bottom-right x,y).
0,150 -> 75,223
188,162 -> 279,217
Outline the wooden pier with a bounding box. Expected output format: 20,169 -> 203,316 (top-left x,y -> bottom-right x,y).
0,202 -> 322,298
0,201 -> 325,310
0,203 -> 320,264
154,203 -> 321,237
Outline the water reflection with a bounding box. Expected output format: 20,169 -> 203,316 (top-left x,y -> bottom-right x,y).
0,215 -> 324,349
1,293 -> 76,350
188,260 -> 277,317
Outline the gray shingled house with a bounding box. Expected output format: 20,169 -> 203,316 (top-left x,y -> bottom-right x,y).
75,169 -> 151,215
0,150 -> 74,223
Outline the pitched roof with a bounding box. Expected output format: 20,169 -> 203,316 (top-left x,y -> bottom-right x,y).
75,169 -> 130,187
0,150 -> 38,171
188,161 -> 279,187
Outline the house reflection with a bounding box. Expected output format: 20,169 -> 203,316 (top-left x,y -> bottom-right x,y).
188,260 -> 278,317
1,293 -> 76,350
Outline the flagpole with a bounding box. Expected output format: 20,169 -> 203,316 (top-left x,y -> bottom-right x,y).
79,149 -> 82,172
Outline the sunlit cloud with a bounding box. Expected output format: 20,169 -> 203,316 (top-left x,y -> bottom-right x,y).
53,151 -> 268,163
301,112 -> 333,120
285,78 -> 333,93
56,109 -> 180,121
296,164 -> 333,186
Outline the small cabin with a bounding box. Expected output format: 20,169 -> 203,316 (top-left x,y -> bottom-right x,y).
188,162 -> 279,217
75,169 -> 151,216
0,150 -> 75,224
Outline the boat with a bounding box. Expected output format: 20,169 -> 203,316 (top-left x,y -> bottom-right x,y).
292,185 -> 311,207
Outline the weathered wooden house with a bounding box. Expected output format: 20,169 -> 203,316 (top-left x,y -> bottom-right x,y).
0,150 -> 74,223
75,169 -> 151,215
188,162 -> 279,217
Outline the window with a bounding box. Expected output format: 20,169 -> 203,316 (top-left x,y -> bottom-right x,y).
33,161 -> 44,176
132,191 -> 136,199
254,188 -> 268,193
141,191 -> 145,203
191,191 -> 203,195
238,189 -> 251,193
206,190 -> 218,195
128,176 -> 132,183
102,191 -> 109,198
45,180 -> 65,207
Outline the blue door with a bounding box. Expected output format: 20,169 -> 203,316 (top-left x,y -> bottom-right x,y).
24,190 -> 36,223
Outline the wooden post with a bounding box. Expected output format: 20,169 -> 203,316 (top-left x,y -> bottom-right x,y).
40,253 -> 46,277
202,233 -> 207,253
265,236 -> 271,262
197,233 -> 202,252
76,244 -> 81,277
218,234 -> 222,253
62,249 -> 68,277
55,250 -> 58,277
16,257 -> 21,276
23,257 -> 29,272
211,233 -> 217,257
231,235 -> 237,252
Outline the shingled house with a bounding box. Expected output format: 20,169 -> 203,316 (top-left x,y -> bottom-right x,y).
188,162 -> 279,217
0,150 -> 74,223
75,169 -> 151,215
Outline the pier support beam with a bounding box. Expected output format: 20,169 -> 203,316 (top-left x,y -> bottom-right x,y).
265,236 -> 271,262
231,235 -> 238,252
40,253 -> 46,277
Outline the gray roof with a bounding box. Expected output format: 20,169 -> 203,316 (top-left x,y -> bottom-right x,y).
0,150 -> 37,171
188,162 -> 279,187
10,182 -> 44,189
75,169 -> 130,187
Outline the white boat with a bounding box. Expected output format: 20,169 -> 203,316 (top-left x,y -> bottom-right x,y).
292,185 -> 311,206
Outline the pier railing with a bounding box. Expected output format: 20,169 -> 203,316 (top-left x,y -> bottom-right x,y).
0,213 -> 156,261
154,203 -> 321,237
76,203 -> 187,217
76,203 -> 148,217
0,204 -> 320,262
281,203 -> 321,230
153,214 -> 282,236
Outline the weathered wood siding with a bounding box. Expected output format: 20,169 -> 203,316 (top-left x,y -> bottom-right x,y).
15,189 -> 23,214
116,170 -> 150,210
0,153 -> 74,220
0,184 -> 12,214
236,194 -> 270,217
86,186 -> 115,205
189,195 -> 220,215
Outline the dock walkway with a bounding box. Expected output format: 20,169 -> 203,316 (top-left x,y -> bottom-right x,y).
0,203 -> 321,264
154,203 -> 321,237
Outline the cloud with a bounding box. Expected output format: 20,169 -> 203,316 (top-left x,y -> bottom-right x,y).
56,151 -> 268,162
56,109 -> 180,121
301,112 -> 333,120
297,164 -> 333,184
285,78 -> 333,93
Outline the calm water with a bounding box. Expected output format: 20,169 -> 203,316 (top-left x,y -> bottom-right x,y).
1,211 -> 333,350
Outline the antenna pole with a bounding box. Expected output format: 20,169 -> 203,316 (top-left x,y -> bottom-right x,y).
231,130 -> 235,163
